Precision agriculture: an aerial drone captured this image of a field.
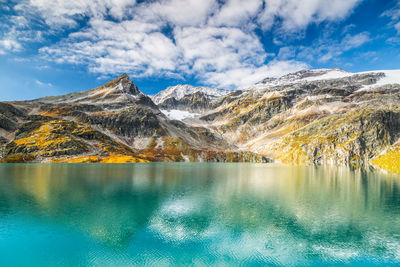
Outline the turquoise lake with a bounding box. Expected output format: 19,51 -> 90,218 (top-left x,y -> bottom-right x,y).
0,163 -> 400,266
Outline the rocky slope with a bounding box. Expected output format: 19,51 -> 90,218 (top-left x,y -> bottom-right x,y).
151,68 -> 400,173
200,68 -> 400,173
0,74 -> 265,163
1,68 -> 399,173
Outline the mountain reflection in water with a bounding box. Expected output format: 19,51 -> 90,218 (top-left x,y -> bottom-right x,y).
0,163 -> 400,266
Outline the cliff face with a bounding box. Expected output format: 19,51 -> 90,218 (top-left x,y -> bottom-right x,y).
267,108 -> 400,167
1,68 -> 400,173
157,91 -> 221,113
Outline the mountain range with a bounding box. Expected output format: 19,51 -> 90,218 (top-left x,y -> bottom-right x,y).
1,68 -> 399,174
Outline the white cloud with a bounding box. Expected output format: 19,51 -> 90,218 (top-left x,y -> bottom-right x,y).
297,32 -> 370,63
2,0 -> 365,89
387,36 -> 400,45
278,47 -> 296,59
210,0 -> 262,27
382,1 -> 400,36
174,26 -> 297,88
35,79 -> 52,87
396,21 -> 400,34
341,32 -> 370,50
0,13 -> 44,54
258,0 -> 362,32
15,0 -> 137,28
41,19 -> 180,77
203,60 -> 308,89
139,0 -> 217,27
41,20 -> 278,88
0,38 -> 22,53
174,26 -> 265,71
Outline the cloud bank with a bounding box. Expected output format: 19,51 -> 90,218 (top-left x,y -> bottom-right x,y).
1,0 -> 365,88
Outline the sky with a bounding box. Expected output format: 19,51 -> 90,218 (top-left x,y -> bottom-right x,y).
0,0 -> 399,100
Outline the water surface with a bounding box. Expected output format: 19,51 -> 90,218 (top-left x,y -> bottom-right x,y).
0,163 -> 400,266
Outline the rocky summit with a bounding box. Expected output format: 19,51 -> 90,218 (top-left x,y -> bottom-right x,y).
1,68 -> 400,174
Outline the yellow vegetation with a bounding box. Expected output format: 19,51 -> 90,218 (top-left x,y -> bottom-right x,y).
100,155 -> 149,163
371,148 -> 400,175
13,122 -> 74,155
53,154 -> 150,163
54,155 -> 100,163
275,136 -> 310,164
8,119 -> 152,163
0,153 -> 36,163
268,108 -> 384,165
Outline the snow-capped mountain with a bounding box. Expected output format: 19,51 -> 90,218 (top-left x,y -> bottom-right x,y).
251,68 -> 400,91
151,84 -> 229,104
2,68 -> 400,173
256,67 -> 351,85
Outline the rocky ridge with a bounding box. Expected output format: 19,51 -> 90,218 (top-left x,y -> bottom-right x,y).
149,68 -> 400,173
0,74 -> 265,163
1,68 -> 399,173
151,84 -> 228,104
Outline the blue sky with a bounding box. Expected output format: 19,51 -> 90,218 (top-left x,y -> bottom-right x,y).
0,0 -> 399,101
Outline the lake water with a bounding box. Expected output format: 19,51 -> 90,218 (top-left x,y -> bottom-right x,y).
0,163 -> 400,266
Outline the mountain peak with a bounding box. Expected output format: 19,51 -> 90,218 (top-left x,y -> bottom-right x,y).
151,84 -> 229,104
33,74 -> 144,105
102,74 -> 140,95
331,67 -> 345,72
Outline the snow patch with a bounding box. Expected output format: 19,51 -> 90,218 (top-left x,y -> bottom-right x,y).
261,91 -> 283,99
251,68 -> 400,92
161,109 -> 200,121
132,137 -> 153,150
152,84 -> 229,104
356,70 -> 400,91
369,70 -> 400,86
302,70 -> 353,82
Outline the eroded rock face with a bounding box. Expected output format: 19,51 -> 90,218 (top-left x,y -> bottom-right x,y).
0,136 -> 6,144
86,106 -> 166,138
268,108 -> 400,167
0,103 -> 26,131
0,136 -> 6,159
158,92 -> 219,112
